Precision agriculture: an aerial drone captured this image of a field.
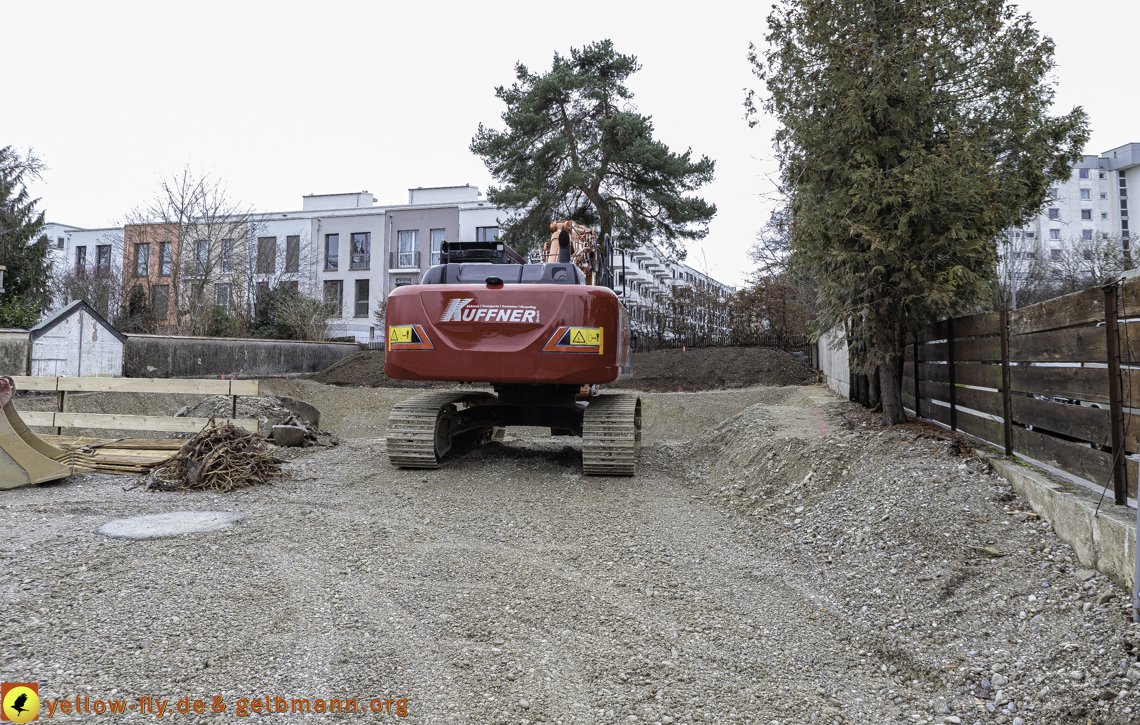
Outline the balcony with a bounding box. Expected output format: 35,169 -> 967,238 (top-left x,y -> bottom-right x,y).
389,251 -> 421,271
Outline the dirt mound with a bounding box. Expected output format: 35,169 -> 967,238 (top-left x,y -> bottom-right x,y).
609,346 -> 819,392
310,349 -> 442,389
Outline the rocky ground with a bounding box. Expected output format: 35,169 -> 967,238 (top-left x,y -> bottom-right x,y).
2,383 -> 1139,724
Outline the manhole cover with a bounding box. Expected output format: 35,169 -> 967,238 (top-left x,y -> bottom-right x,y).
98,511 -> 243,540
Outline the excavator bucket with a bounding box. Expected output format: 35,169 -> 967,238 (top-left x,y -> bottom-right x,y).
0,376 -> 85,489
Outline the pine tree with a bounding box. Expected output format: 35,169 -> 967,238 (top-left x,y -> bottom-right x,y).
751,0 -> 1089,424
0,146 -> 51,309
471,40 -> 717,259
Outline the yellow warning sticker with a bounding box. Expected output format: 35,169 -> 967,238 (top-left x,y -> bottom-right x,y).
389,325 -> 414,344
568,327 -> 601,346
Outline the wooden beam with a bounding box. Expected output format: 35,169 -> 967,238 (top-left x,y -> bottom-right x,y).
1008,285 -> 1106,335
21,411 -> 259,433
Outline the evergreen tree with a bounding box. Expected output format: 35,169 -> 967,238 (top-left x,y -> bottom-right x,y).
0,146 -> 51,309
472,40 -> 716,259
750,0 -> 1089,424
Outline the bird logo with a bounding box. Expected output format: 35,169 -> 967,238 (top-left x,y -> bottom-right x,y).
1,684 -> 39,723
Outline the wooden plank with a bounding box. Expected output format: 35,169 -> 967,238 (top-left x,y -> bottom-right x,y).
1010,395 -> 1140,453
1008,285 -> 1105,335
915,320 -> 949,343
1012,426 -> 1115,490
229,380 -> 260,396
951,364 -> 1001,389
1009,366 -> 1112,404
902,391 -> 916,412
9,376 -> 58,391
917,342 -> 948,362
919,380 -> 951,404
55,378 -> 233,394
1009,325 -> 1107,363
953,311 -> 1000,338
39,435 -> 188,450
956,410 -> 1004,447
902,376 -> 915,396
20,411 -> 57,427
26,412 -> 259,433
916,363 -> 950,384
919,399 -> 952,427
953,337 -> 1001,362
954,386 -> 1003,417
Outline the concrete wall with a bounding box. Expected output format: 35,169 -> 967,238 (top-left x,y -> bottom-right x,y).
817,325 -> 849,398
124,334 -> 361,378
0,330 -> 30,376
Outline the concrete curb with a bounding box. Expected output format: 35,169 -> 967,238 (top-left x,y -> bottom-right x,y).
976,447 -> 1136,590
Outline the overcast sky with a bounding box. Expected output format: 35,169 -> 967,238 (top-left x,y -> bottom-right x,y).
7,0 -> 1136,286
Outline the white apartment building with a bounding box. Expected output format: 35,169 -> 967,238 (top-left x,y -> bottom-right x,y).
1004,142 -> 1140,278
617,242 -> 735,339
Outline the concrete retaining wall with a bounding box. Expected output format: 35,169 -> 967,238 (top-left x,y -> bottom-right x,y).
124,334 -> 362,378
0,330 -> 30,376
817,325 -> 849,398
979,449 -> 1137,590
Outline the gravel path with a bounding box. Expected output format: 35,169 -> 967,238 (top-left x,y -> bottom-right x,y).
2,384 -> 1139,724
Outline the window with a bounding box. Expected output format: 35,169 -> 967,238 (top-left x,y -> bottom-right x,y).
350,232 -> 370,270
1048,188 -> 1059,199
1102,193 -> 1109,200
152,285 -> 169,320
1082,229 -> 1093,241
323,280 -> 343,316
1081,189 -> 1091,200
75,246 -> 86,273
1050,248 -> 1061,260
1081,209 -> 1093,220
222,239 -> 234,273
215,283 -> 231,310
397,230 -> 417,269
194,239 -> 208,275
160,242 -> 172,277
1079,168 -> 1090,179
255,281 -> 269,306
1025,231 -> 1035,239
1103,213 -> 1109,220
1049,229 -> 1061,240
476,226 -> 499,242
1083,250 -> 1094,260
430,229 -> 445,266
1026,252 -> 1036,260
285,236 -> 300,273
1047,208 -> 1060,220
134,243 -> 150,277
282,280 -> 299,294
56,237 -> 64,249
1103,233 -> 1110,240
257,237 -> 276,274
325,234 -> 339,271
96,245 -> 111,274
1100,172 -> 1107,180
1010,231 -> 1021,238
354,279 -> 369,318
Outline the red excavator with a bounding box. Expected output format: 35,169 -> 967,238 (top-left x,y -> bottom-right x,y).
383,221 -> 641,475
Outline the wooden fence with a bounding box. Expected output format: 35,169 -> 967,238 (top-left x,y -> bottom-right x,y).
904,278 -> 1140,505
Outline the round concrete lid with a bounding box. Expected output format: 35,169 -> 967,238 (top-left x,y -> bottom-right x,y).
98,511 -> 243,540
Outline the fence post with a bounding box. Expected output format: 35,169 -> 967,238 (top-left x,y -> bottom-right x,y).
1104,281 -> 1128,506
999,306 -> 1013,457
946,318 -> 957,432
912,338 -> 921,421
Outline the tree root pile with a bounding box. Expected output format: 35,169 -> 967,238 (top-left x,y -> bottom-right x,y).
144,422 -> 286,492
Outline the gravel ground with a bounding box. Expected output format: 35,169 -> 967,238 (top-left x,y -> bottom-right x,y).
2,383 -> 1139,724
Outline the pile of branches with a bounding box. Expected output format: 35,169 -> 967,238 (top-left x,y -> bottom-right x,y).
146,421 -> 285,492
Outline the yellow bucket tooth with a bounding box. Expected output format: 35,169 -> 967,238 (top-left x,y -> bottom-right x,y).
0,376 -> 75,489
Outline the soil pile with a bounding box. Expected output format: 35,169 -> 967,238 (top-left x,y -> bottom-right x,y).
610,346 -> 819,391
310,349 -> 442,389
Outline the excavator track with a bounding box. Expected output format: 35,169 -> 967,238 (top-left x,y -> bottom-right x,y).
386,390 -> 496,469
581,393 -> 642,476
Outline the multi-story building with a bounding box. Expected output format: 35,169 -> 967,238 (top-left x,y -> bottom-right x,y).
617,242 -> 735,342
41,183 -> 734,343
1003,142 -> 1140,281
